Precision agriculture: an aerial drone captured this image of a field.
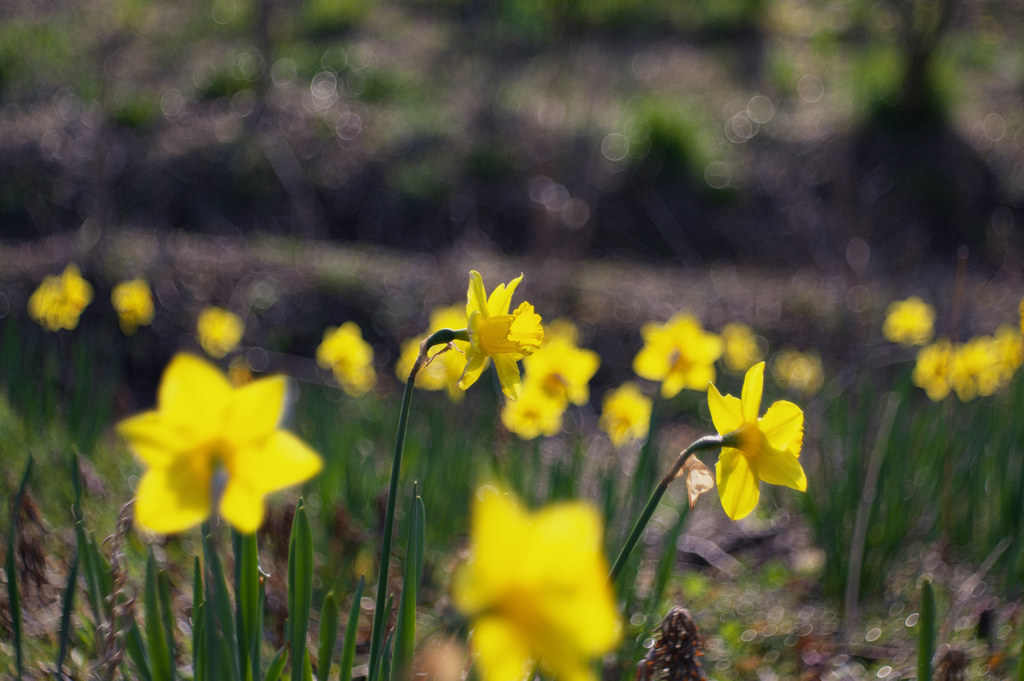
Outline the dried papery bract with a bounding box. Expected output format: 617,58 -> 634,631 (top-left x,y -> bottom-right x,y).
636,607 -> 706,681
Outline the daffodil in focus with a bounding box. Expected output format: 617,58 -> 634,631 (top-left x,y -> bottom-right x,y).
950,336 -> 1002,402
116,354 -> 322,534
501,383 -> 565,440
316,321 -> 377,397
28,263 -> 94,331
771,350 -> 824,396
883,296 -> 935,347
633,312 -> 723,398
459,271 -> 544,401
722,322 -> 766,373
111,279 -> 154,335
395,305 -> 469,401
708,362 -> 806,520
599,382 -> 652,448
197,306 -> 244,359
453,488 -> 620,681
912,339 -> 955,401
522,320 -> 600,406
993,324 -> 1024,383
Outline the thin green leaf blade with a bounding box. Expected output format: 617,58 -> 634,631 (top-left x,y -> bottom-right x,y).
339,576 -> 365,681
56,544 -> 79,675
264,647 -> 289,681
288,501 -> 314,681
317,592 -> 340,681
146,548 -> 173,681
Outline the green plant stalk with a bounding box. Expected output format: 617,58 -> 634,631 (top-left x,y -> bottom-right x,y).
289,502 -> 314,681
7,456 -> 33,681
392,486 -> 422,681
918,576 -> 936,681
608,436 -> 722,584
368,328 -> 467,675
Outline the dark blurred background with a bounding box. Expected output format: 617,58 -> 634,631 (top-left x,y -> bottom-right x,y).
0,0 -> 1021,271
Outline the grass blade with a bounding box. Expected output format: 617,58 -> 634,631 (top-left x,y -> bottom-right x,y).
265,647 -> 289,681
288,501 -> 314,681
193,556 -> 205,681
125,618 -> 154,681
158,570 -> 178,681
339,576 -> 365,681
204,527 -> 241,681
6,456 -> 32,680
56,535 -> 79,675
917,576 -> 936,681
317,592 -> 340,681
146,548 -> 173,681
235,531 -> 261,681
368,595 -> 394,681
392,487 -> 422,681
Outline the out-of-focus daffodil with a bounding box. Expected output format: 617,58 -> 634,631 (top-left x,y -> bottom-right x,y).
994,324 -> 1024,383
229,356 -> 254,386
500,383 -> 565,440
453,488 -> 620,681
197,306 -> 244,359
316,321 -> 376,397
950,336 -> 1002,402
522,320 -> 600,406
883,297 -> 935,347
459,271 -> 544,401
771,349 -> 824,396
633,312 -> 723,399
913,339 -> 955,401
721,322 -> 766,373
599,382 -> 652,448
28,264 -> 94,332
116,354 -> 322,534
708,362 -> 806,520
111,279 -> 154,335
396,305 -> 470,401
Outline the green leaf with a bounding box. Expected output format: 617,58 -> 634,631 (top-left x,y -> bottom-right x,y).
303,648 -> 314,681
264,647 -> 289,681
235,532 -> 261,681
379,630 -> 395,681
339,576 -> 365,681
393,487 -> 423,681
367,595 -> 394,681
146,548 -> 173,681
193,556 -> 205,681
204,528 -> 241,681
917,576 -> 935,681
56,545 -> 79,675
125,618 -> 154,681
288,501 -> 314,681
75,522 -> 103,622
7,456 -> 32,681
317,592 -> 340,681
158,569 -> 178,681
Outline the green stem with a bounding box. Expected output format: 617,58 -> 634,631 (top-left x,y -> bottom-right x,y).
607,435 -> 722,584
368,328 -> 468,675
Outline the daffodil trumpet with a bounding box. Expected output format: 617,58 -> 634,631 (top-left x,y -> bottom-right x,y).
607,435 -> 723,584
368,326 -> 469,677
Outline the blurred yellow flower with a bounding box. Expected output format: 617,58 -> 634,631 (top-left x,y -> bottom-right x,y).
709,362 -> 806,520
771,349 -> 824,396
395,305 -> 469,401
993,324 -> 1024,383
522,320 -> 600,406
117,354 -> 322,534
912,339 -> 955,401
599,382 -> 652,448
111,279 -> 154,335
500,383 -> 565,440
229,356 -> 254,386
459,271 -> 544,401
197,306 -> 244,359
883,296 -> 935,347
453,488 -> 620,681
633,312 -> 723,399
316,321 -> 376,397
721,322 -> 766,373
950,336 -> 1002,402
28,263 -> 94,332
1020,298 -> 1024,336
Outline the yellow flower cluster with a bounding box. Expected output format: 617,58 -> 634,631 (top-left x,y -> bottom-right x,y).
317,321 -> 377,397
633,312 -> 723,398
883,297 -> 935,347
395,305 -> 470,401
771,349 -> 824,396
111,279 -> 154,335
28,264 -> 94,332
913,324 -> 1024,402
197,306 -> 244,359
501,319 -> 600,440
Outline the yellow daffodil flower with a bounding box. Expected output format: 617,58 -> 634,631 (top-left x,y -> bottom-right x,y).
111,279 -> 155,335
599,382 -> 652,448
522,321 -> 600,406
197,306 -> 244,359
950,336 -> 1002,402
912,339 -> 955,401
28,263 -> 94,331
633,312 -> 723,398
1020,298 -> 1024,336
994,324 -> 1024,383
500,383 -> 566,440
721,322 -> 766,374
709,362 -> 806,520
459,271 -> 544,401
771,349 -> 824,396
883,296 -> 935,347
316,321 -> 376,397
117,354 -> 322,534
453,488 -> 620,681
395,305 -> 470,401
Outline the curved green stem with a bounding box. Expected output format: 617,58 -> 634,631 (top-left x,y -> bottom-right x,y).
368,328 -> 468,678
607,435 -> 722,584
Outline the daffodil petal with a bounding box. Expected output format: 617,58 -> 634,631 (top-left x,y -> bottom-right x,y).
467,271 -> 490,318
135,466 -> 211,534
219,479 -> 265,534
487,273 -> 523,316
715,448 -> 759,520
474,617 -> 532,681
117,411 -> 189,467
458,349 -> 489,390
741,362 -> 764,423
226,375 -> 286,445
158,354 -> 233,439
708,383 -> 744,435
759,400 -> 803,454
660,371 -> 685,399
232,431 -> 323,494
756,448 -> 807,492
493,354 -> 523,401
632,344 -> 667,382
